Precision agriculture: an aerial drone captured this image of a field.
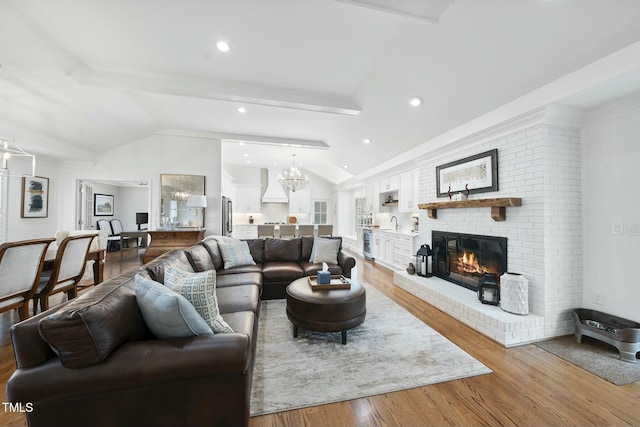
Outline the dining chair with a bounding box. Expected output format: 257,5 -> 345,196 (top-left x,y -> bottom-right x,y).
317,224 -> 333,237
297,224 -> 315,237
97,219 -> 120,252
32,233 -> 97,315
278,224 -> 296,239
0,238 -> 55,322
55,230 -> 108,287
257,225 -> 275,239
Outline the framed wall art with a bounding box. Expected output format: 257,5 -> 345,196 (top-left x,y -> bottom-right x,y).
436,149 -> 498,198
94,193 -> 114,216
21,176 -> 49,218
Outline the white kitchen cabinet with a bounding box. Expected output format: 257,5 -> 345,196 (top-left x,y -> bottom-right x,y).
289,188 -> 311,214
232,224 -> 258,239
380,174 -> 399,192
236,185 -> 261,213
365,181 -> 380,213
398,168 -> 420,212
372,229 -> 419,271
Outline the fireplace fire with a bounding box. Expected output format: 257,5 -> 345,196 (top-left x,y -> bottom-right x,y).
432,231 -> 507,291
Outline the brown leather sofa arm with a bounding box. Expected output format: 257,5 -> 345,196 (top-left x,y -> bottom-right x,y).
8,333 -> 251,405
338,251 -> 356,278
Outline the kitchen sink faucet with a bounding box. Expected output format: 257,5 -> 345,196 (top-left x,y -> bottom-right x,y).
391,216 -> 398,230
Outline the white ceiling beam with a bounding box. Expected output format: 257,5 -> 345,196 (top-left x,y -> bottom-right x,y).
157,129 -> 329,149
330,0 -> 454,24
70,65 -> 361,116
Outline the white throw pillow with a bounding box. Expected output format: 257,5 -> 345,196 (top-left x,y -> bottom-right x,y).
217,240 -> 256,270
135,275 -> 213,339
310,237 -> 341,264
164,267 -> 234,334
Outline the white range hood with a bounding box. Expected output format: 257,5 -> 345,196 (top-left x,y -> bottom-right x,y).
261,168 -> 289,203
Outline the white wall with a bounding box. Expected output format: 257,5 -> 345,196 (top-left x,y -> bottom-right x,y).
87,182 -> 149,231
6,157 -> 60,241
582,94 -> 640,322
57,133 -> 223,236
411,108 -> 583,339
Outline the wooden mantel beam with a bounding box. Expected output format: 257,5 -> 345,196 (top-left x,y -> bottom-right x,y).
417,197 -> 522,222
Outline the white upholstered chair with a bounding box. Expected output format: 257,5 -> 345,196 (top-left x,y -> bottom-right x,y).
0,238 -> 55,321
317,224 -> 333,237
32,234 -> 97,315
55,230 -> 108,284
258,225 -> 275,238
297,225 -> 315,237
278,224 -> 296,239
97,219 -> 120,251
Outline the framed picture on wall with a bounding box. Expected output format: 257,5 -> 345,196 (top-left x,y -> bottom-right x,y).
94,193 -> 114,216
436,149 -> 498,198
21,176 -> 49,218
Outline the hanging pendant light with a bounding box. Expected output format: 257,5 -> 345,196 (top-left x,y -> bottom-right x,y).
278,154 -> 309,193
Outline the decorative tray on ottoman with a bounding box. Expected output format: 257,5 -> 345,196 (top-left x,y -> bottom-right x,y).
307,275 -> 351,290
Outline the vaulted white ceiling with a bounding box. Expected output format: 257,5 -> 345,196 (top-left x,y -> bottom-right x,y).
2,0 -> 640,184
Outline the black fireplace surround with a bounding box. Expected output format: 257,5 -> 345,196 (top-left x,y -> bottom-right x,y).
432,231 -> 507,291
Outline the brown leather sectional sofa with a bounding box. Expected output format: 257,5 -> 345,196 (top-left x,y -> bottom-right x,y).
7,236 -> 355,427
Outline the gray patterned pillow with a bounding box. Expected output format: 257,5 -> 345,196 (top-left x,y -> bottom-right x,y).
134,275 -> 213,339
310,237 -> 341,264
164,267 -> 234,334
218,240 -> 256,269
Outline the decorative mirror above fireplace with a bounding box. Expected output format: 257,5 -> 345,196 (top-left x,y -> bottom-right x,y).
432,230 -> 507,291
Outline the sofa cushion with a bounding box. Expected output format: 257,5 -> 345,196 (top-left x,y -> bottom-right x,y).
38,279 -> 150,369
184,244 -> 216,272
143,250 -> 194,283
200,238 -> 224,270
264,238 -> 301,262
244,239 -> 264,263
218,240 -> 257,270
309,237 -> 341,263
217,263 -> 262,276
261,261 -> 304,282
164,267 -> 234,334
216,285 -> 261,314
221,311 -> 256,337
217,271 -> 263,288
135,275 -> 214,339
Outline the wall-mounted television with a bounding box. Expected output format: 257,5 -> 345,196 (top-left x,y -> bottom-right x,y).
136,212 -> 148,230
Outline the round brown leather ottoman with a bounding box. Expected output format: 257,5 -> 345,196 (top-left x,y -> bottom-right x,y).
286,277 -> 366,345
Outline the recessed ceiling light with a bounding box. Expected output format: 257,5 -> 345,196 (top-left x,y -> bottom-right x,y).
237,106 -> 246,114
216,40 -> 230,52
273,161 -> 278,165
243,153 -> 249,157
246,160 -> 251,164
343,165 -> 349,169
363,138 -> 371,144
409,97 -> 422,107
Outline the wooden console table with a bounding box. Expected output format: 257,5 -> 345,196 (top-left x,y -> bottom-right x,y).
142,229 -> 206,264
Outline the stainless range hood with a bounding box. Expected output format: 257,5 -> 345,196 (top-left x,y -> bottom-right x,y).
261,168 -> 289,203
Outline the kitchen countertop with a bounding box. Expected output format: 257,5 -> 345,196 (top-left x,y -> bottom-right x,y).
360,226 -> 419,237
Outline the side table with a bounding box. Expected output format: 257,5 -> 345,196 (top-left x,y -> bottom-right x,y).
142,229 -> 205,264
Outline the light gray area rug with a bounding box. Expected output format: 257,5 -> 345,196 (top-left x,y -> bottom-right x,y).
250,283 -> 492,416
535,335 -> 640,386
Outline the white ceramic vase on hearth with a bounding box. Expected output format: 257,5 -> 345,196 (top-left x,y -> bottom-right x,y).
500,272 -> 529,315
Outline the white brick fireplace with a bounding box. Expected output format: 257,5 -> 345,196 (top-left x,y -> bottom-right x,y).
394,106 -> 583,347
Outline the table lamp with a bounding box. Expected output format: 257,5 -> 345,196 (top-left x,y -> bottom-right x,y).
186,195 -> 207,228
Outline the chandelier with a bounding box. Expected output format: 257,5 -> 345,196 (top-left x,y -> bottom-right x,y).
1,138 -> 36,177
279,154 -> 308,193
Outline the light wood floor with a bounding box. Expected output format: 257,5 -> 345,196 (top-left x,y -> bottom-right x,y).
1,248 -> 639,427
